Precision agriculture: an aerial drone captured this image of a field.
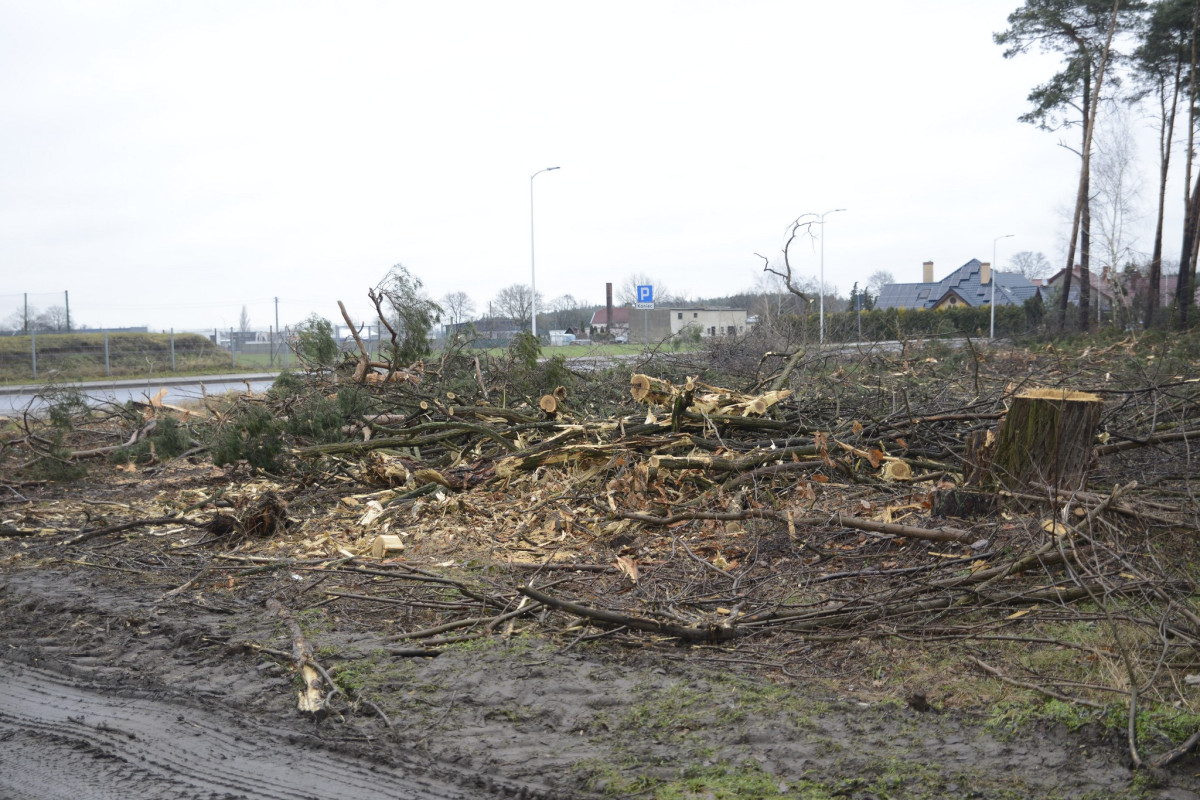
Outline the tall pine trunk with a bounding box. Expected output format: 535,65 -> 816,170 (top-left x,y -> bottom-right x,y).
1081,133 -> 1093,332
1179,4 -> 1200,330
1060,64 -> 1091,330
1061,3 -> 1120,334
1181,183 -> 1199,326
1148,63 -> 1181,329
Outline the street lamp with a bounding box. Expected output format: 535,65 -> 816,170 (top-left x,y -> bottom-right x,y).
818,208 -> 846,345
990,233 -> 1014,339
530,166 -> 560,338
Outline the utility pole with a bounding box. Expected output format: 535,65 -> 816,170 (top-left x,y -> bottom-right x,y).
991,234 -> 1014,339
530,166 -> 560,338
857,290 -> 862,340
65,290 -> 71,332
818,208 -> 846,345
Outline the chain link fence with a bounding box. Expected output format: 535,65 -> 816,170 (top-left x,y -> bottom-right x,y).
0,292 -> 77,333
0,323 -> 399,383
0,328 -> 296,383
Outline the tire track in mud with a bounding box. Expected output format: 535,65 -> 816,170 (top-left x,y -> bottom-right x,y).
0,664 -> 488,800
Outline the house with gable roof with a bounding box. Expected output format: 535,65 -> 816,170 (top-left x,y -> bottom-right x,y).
875,259 -> 1040,311
588,306 -> 630,338
1044,265 -> 1124,317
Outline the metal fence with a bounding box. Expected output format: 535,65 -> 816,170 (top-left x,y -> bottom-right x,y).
0,323 -> 409,383
0,328 -> 297,383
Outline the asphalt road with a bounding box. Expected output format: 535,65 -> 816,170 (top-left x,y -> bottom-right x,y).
0,373 -> 279,416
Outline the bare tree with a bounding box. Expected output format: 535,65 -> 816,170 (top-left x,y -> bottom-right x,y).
617,274 -> 678,306
550,293 -> 578,312
750,271 -> 804,332
543,294 -> 586,331
755,217 -> 847,314
34,305 -> 70,332
756,214 -> 819,305
239,305 -> 252,333
756,215 -> 827,388
494,284 -> 542,329
442,291 -> 476,327
1091,108 -> 1142,321
1009,250 -> 1054,280
866,270 -> 895,296
4,304 -> 36,333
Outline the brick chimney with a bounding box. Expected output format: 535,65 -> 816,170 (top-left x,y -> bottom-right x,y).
980,261 -> 992,285
922,261 -> 934,283
605,283 -> 613,333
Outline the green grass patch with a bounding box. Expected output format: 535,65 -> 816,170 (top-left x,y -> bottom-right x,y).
655,762 -> 832,800
574,757 -> 664,797
440,632 -> 537,656
986,695 -> 1200,751
619,673 -> 819,747
0,332 -> 236,383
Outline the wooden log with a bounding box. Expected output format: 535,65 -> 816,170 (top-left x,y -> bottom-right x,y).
630,373 -> 673,405
266,598 -> 325,715
371,534 -> 405,558
990,388 -> 1103,495
337,300 -> 373,382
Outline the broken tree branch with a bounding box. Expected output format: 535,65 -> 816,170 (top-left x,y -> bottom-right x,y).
519,584 -> 737,643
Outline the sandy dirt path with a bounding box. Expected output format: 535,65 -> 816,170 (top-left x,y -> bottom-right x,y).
3,565 -> 1197,799
0,663 -> 492,800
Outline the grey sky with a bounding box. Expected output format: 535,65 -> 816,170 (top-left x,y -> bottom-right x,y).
0,1 -> 1167,332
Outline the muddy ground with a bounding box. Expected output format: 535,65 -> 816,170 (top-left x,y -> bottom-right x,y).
5,336 -> 1200,799
2,538 -> 1197,799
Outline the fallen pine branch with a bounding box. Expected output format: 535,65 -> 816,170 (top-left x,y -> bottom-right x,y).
618,508 -> 977,544
968,655 -> 1105,709
294,420 -> 518,456
158,558 -> 216,601
998,488 -> 1179,526
63,515 -> 209,547
1095,427 -> 1200,455
326,590 -> 542,640
498,561 -> 616,573
69,420 -> 157,459
340,563 -> 512,610
266,597 -> 327,715
1150,729 -> 1200,769
719,460 -> 826,492
519,584 -> 737,643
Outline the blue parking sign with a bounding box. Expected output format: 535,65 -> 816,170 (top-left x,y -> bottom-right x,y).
637,285 -> 653,304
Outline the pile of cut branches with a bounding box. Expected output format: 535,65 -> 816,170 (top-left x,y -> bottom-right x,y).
4,326 -> 1200,766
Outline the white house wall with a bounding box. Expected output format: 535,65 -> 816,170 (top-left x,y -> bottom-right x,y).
670,308 -> 747,337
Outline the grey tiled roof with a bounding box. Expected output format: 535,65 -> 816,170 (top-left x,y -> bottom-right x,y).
875,259 -> 1040,310
875,283 -> 939,310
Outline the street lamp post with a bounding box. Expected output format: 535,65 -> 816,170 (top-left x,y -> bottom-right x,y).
990,233 -> 1014,339
530,166 -> 560,338
818,208 -> 846,345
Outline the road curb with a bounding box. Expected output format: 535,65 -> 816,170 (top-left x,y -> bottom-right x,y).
0,372 -> 280,396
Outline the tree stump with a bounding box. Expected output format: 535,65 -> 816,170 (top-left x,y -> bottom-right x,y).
990,388 -> 1103,496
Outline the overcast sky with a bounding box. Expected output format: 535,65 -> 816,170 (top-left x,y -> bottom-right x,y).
0,1 -> 1174,332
